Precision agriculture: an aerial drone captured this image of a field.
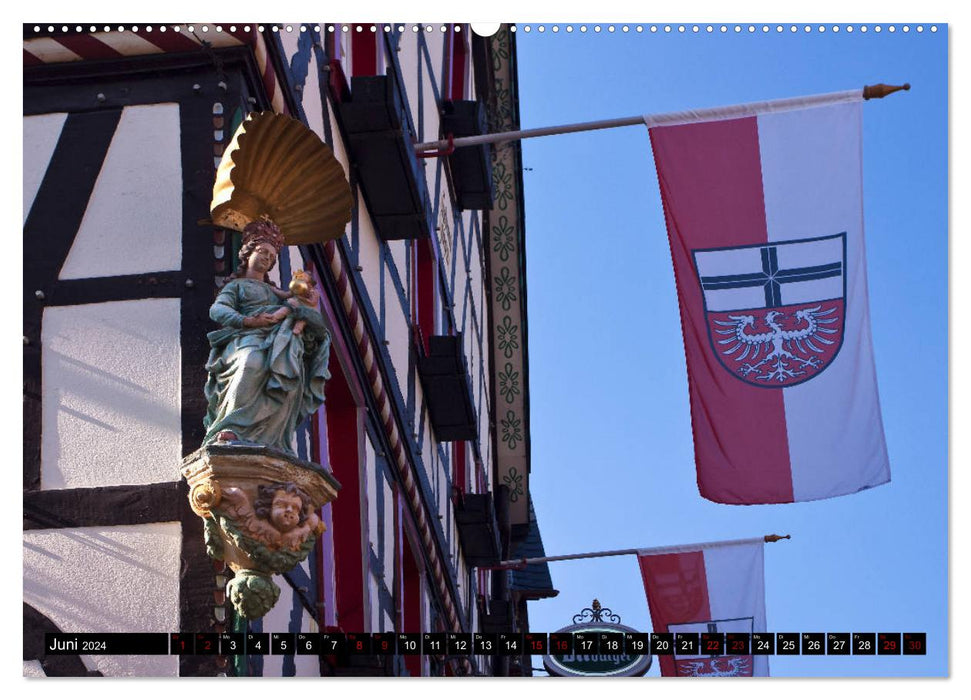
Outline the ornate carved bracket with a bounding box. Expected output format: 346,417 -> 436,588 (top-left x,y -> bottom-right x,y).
181,444 -> 340,620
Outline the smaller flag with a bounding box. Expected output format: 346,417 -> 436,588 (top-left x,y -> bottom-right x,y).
638,540 -> 768,677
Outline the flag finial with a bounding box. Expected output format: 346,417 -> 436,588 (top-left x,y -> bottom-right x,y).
863,83 -> 911,100
764,534 -> 791,543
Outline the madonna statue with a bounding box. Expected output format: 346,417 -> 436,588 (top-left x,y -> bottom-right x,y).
202,218 -> 331,454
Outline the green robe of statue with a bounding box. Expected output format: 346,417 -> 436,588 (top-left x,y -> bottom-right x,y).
203,278 -> 331,454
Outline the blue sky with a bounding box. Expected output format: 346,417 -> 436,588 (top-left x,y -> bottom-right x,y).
514,23 -> 948,677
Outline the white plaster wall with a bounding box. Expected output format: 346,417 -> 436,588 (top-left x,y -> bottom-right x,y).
421,404 -> 434,479
467,324 -> 480,443
335,30 -> 351,79
356,204 -> 383,304
380,473 -> 395,584
448,502 -> 458,575
261,568 -> 321,677
41,299 -> 182,490
364,436 -> 378,560
264,560 -> 313,632
267,246 -> 286,288
301,41 -> 327,147
286,244 -> 303,277
436,448 -> 448,532
384,265 -> 409,398
387,239 -> 408,294
59,103 -> 183,279
368,572 -> 380,632
23,523 -> 181,677
23,660 -> 46,677
23,112 -> 67,224
438,190 -> 455,300
421,584 -> 431,636
485,437 -> 493,492
454,239 -> 466,312
421,34 -> 443,146
413,378 -> 425,448
467,31 -> 478,92
468,216 -> 483,314
479,371 -> 491,469
456,550 -> 467,613
397,32 -> 421,138
464,291 -> 475,375
279,31 -> 300,74
262,575 -> 295,634
327,93 -> 350,172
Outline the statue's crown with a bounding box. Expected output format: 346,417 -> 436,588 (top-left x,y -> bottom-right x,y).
242,216 -> 285,252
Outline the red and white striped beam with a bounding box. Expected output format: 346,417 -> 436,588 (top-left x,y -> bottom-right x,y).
24,25 -> 287,114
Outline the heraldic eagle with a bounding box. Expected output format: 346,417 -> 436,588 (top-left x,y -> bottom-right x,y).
713,305 -> 839,382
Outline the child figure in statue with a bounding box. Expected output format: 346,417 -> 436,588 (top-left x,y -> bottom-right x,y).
203,218 -> 331,454
284,269 -> 317,336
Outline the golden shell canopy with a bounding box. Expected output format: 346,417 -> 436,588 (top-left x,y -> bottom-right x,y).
210,112 -> 353,246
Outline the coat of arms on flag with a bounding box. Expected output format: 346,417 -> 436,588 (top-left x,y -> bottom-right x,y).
668,617 -> 755,677
694,233 -> 846,388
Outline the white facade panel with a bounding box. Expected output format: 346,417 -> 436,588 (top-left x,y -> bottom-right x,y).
41,299 -> 182,490
368,572 -> 380,632
381,474 -> 395,581
365,437 -> 378,554
59,104 -> 183,279
436,194 -> 454,286
384,265 -> 410,397
468,219 -> 483,307
302,47 -> 327,144
421,31 -> 444,145
23,523 -> 181,677
464,292 -> 475,370
357,204 -> 383,306
436,452 -> 448,528
397,32 -> 421,139
387,239 -> 408,296
327,99 -> 350,172
261,572 -> 321,677
23,660 -> 46,677
424,417 -> 435,479
23,112 -> 67,224
267,245 -> 288,288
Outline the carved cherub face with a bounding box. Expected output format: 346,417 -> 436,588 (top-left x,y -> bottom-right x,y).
270,491 -> 304,533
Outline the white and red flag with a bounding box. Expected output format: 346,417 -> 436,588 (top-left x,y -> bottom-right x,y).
638,539 -> 768,677
647,93 -> 890,504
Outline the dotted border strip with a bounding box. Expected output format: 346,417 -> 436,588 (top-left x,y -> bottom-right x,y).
29,24 -> 940,35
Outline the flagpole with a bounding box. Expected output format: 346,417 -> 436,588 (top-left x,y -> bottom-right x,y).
413,83 -> 909,154
480,534 -> 790,571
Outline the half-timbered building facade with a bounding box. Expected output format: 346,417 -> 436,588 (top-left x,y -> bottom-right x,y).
23,22 -> 555,677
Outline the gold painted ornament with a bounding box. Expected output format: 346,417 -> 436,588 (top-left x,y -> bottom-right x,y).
210,112 -> 353,245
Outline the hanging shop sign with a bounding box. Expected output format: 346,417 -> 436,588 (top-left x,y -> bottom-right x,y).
542,601 -> 652,677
